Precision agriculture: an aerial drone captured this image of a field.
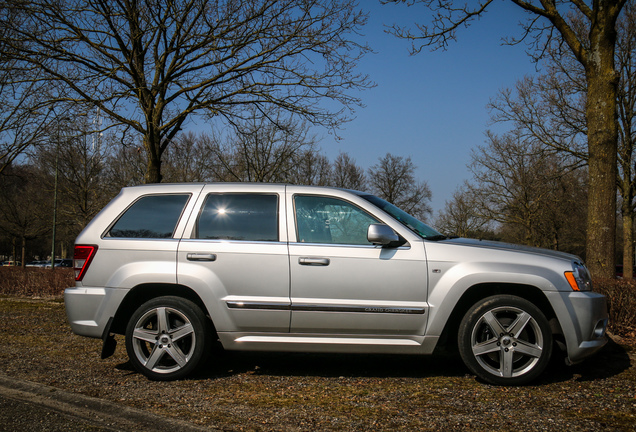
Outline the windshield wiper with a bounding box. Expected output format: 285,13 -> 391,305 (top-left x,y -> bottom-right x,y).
425,234 -> 448,241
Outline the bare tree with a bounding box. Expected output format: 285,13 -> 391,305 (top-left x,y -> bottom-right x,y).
616,3 -> 636,279
30,116 -> 110,232
489,3 -> 636,278
290,149 -> 332,186
206,110 -> 319,183
331,152 -> 367,190
2,0 -> 372,183
161,132 -> 211,183
0,78 -> 54,173
468,130 -> 587,254
435,184 -> 491,238
368,153 -> 432,221
384,0 -> 627,277
103,142 -> 148,193
0,165 -> 52,266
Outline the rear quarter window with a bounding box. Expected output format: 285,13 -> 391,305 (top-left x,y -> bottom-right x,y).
107,194 -> 190,238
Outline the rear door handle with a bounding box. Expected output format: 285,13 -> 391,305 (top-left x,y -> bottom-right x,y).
299,257 -> 330,266
187,253 -> 217,262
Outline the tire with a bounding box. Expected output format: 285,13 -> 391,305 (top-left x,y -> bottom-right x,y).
125,296 -> 211,381
458,295 -> 553,386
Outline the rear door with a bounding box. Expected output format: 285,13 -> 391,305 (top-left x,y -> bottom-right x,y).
177,184 -> 290,333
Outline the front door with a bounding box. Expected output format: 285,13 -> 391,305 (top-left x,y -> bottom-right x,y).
287,189 -> 428,336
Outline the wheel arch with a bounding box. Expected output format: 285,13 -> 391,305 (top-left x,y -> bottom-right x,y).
435,282 -> 563,351
110,283 -> 213,335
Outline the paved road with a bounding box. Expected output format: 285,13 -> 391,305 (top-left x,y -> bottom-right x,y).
0,375 -> 215,432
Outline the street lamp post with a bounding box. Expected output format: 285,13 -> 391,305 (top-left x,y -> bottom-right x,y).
51,140 -> 59,270
51,116 -> 69,270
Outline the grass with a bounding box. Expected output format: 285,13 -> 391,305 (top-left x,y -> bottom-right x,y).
1,297 -> 635,431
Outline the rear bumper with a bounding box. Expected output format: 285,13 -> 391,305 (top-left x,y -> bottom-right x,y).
546,291 -> 608,364
64,286 -> 127,338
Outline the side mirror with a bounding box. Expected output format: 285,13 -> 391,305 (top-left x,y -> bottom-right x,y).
367,224 -> 402,247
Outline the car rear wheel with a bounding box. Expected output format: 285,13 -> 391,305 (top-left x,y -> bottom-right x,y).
125,296 -> 211,381
458,295 -> 553,385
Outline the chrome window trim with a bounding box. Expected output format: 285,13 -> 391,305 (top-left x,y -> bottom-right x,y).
181,239 -> 288,246
291,242 -> 411,250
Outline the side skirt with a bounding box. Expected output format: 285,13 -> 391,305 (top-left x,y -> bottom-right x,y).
217,332 -> 439,355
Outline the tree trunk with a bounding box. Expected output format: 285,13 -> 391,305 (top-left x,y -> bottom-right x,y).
144,135 -> 163,184
145,158 -> 162,184
585,27 -> 619,279
622,197 -> 634,280
21,236 -> 26,269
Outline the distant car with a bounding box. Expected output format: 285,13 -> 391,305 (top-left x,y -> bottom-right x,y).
32,259 -> 73,268
615,265 -> 636,278
26,260 -> 48,267
65,183 -> 608,385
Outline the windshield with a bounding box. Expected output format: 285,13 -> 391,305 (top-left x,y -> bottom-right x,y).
360,194 -> 444,240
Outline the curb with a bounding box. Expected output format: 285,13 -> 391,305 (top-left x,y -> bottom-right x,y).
0,374 -> 217,432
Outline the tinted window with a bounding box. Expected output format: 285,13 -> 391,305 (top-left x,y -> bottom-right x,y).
294,195 -> 380,245
196,194 -> 278,241
108,194 -> 190,238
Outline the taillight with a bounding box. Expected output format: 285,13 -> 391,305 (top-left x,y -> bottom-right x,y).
74,245 -> 98,281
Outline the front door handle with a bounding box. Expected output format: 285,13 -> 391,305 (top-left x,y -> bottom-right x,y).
187,253 -> 217,262
299,257 -> 330,266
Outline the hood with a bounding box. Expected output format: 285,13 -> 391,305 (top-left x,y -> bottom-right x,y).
440,237 -> 581,262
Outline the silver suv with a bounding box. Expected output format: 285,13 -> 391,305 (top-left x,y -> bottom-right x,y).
65,183 -> 608,385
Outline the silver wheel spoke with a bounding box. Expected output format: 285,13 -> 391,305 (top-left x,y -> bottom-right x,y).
145,345 -> 165,370
515,339 -> 543,358
472,339 -> 500,356
170,323 -> 194,342
156,307 -> 170,334
508,312 -> 532,338
500,347 -> 514,378
165,344 -> 188,367
133,328 -> 157,344
483,311 -> 506,336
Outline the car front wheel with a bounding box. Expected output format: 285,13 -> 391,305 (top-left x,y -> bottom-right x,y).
125,296 -> 211,381
458,295 -> 553,385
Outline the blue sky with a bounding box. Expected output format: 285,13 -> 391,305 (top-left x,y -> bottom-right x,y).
317,1 -> 542,218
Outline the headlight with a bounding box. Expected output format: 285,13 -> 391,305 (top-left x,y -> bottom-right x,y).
564,261 -> 593,292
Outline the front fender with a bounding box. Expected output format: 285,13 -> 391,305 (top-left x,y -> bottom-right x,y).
425,261 -> 564,336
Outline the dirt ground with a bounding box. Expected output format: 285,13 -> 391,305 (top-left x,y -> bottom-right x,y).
1,297 -> 635,431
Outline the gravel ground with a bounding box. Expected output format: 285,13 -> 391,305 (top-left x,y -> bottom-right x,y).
1,297 -> 635,431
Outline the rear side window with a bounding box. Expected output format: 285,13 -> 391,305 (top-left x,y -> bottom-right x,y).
196,194 -> 278,241
108,194 -> 190,238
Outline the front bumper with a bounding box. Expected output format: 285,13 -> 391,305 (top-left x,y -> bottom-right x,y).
64,286 -> 128,339
546,291 -> 608,364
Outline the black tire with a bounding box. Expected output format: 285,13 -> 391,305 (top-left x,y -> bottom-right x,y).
125,296 -> 211,381
458,295 -> 553,386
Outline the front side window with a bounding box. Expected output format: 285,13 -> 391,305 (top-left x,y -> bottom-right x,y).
294,195 -> 380,245
108,194 -> 190,238
196,194 -> 278,241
